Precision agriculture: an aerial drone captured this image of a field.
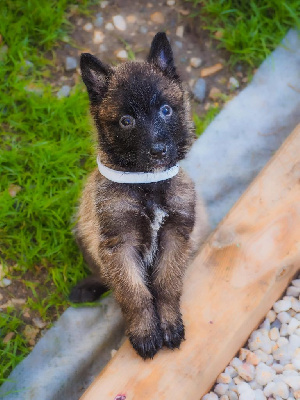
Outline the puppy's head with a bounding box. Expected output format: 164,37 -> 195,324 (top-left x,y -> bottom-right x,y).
81,32 -> 194,172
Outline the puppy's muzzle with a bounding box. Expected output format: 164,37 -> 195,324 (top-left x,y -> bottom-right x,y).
149,142 -> 167,159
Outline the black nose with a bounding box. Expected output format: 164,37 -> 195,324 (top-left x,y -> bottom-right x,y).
150,143 -> 167,159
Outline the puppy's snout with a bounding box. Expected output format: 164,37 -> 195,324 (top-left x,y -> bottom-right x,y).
149,143 -> 167,159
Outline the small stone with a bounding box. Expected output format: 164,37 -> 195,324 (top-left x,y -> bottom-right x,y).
190,57 -> 202,68
11,298 -> 26,305
214,383 -> 228,396
269,327 -> 280,341
150,12 -> 164,24
93,30 -> 105,44
23,325 -> 39,346
8,184 -> 21,197
264,382 -> 276,397
280,323 -> 289,336
228,76 -> 239,90
292,279 -> 300,287
255,363 -> 276,386
217,372 -> 232,384
140,26 -> 148,34
246,351 -> 261,366
113,15 -> 127,31
202,393 -> 218,400
271,319 -> 282,330
57,85 -> 71,99
3,332 -> 15,343
254,350 -> 269,363
227,391 -> 238,400
288,318 -> 300,335
220,396 -> 229,400
200,63 -> 223,77
192,78 -> 206,103
267,310 -> 276,323
83,22 -> 93,32
65,56 -> 77,71
32,317 -> 46,329
105,22 -> 114,31
233,376 -> 244,385
94,13 -> 104,27
278,312 -> 292,324
0,278 -> 12,287
99,43 -> 108,52
291,298 -> 300,312
175,41 -> 182,49
110,349 -> 117,358
237,363 -> 255,381
292,358 -> 300,369
286,286 -> 300,296
115,50 -> 128,60
167,0 -> 175,5
273,346 -> 291,364
272,382 -> 289,399
239,348 -> 250,361
230,357 -> 243,370
127,15 -> 136,23
209,87 -> 221,100
272,363 -> 284,373
225,366 -> 238,378
277,337 -> 289,348
254,388 -> 266,400
176,26 -> 184,38
237,382 -> 253,394
100,0 -> 108,8
274,299 -> 292,313
294,390 -> 300,398
282,375 -> 300,390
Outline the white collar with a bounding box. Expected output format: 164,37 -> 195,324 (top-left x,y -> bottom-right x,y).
97,156 -> 179,184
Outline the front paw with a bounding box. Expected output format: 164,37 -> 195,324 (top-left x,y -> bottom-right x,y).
129,325 -> 163,360
161,317 -> 185,349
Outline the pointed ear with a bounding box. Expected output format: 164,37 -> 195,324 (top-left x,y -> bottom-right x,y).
80,53 -> 113,103
147,32 -> 177,79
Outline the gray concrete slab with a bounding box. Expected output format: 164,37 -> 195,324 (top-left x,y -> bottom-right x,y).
1,29 -> 299,400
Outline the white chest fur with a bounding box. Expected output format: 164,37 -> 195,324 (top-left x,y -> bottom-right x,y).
144,206 -> 168,267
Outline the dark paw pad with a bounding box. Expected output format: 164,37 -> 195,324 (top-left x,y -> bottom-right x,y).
69,278 -> 108,303
161,319 -> 185,349
129,329 -> 163,360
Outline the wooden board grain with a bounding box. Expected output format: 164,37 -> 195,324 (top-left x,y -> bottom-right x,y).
81,124 -> 300,400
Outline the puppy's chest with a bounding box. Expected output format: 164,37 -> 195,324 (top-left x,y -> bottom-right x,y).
143,201 -> 168,267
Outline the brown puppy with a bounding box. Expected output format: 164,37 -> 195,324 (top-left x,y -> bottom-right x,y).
70,33 -> 209,359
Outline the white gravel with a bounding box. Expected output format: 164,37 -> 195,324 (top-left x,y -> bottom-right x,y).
202,276 -> 300,400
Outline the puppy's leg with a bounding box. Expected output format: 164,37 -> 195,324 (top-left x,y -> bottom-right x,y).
152,227 -> 192,349
101,244 -> 163,359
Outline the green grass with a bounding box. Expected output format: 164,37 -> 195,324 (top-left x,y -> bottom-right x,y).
193,106 -> 220,136
0,0 -> 99,386
187,0 -> 300,67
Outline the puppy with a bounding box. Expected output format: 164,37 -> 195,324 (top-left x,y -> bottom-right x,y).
70,32 -> 209,359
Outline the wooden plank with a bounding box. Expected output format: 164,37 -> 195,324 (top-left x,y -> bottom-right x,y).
81,124 -> 300,400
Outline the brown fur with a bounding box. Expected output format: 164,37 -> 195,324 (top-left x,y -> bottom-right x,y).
70,33 -> 209,359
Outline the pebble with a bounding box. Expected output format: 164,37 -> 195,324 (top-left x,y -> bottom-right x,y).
150,12 -> 164,24
286,286 -> 300,296
228,76 -> 239,90
115,50 -> 128,61
33,317 -> 47,329
192,78 -> 206,102
254,388 -> 266,400
83,22 -> 93,32
269,327 -> 280,341
209,87 -> 221,100
200,63 -> 223,77
176,26 -> 184,38
175,41 -> 183,49
57,85 -> 71,99
227,391 -> 238,400
100,0 -> 108,7
127,15 -> 136,23
113,15 -> 127,31
255,363 -> 276,386
140,26 -> 148,34
274,299 -> 292,313
288,317 -> 299,334
282,375 -> 300,390
292,279 -> 300,287
94,13 -> 104,27
246,351 -> 261,366
202,393 -> 218,400
219,396 -> 229,400
65,56 -> 77,71
190,57 -> 202,68
214,384 -> 228,396
166,0 -> 175,5
105,22 -> 114,31
278,312 -> 292,324
0,278 -> 12,287
217,373 -> 232,384
267,310 -> 276,323
237,363 -> 255,381
93,30 -> 105,44
99,43 -> 108,52
291,298 -> 300,312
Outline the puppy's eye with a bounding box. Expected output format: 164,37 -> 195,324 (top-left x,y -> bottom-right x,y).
160,104 -> 172,117
119,115 -> 135,129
